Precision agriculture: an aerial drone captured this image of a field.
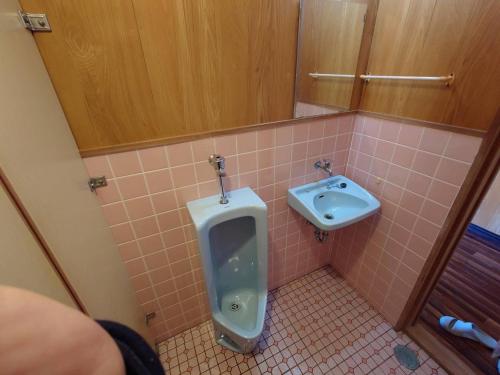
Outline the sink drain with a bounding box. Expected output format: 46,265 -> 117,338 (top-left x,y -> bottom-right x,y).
324,213 -> 334,220
230,303 -> 240,312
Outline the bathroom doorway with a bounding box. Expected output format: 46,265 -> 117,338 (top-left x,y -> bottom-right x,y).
419,168 -> 500,374
397,119 -> 499,374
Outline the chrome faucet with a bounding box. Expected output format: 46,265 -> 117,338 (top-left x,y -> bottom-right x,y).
208,154 -> 229,204
314,159 -> 333,176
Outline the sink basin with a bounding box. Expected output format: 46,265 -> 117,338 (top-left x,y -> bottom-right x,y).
288,175 -> 380,231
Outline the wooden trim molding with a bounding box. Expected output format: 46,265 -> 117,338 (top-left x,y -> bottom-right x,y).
79,105 -> 486,158
358,110 -> 487,137
0,168 -> 87,313
396,109 -> 500,330
79,110 -> 356,157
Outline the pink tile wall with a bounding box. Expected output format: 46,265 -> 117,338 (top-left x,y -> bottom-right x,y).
331,115 -> 482,325
84,115 -> 355,342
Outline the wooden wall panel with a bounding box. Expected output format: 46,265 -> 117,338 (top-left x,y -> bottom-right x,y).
360,0 -> 500,130
20,0 -> 161,150
297,0 -> 368,110
131,0 -> 299,135
20,0 -> 299,153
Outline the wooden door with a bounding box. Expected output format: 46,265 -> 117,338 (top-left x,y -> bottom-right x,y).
0,0 -> 151,342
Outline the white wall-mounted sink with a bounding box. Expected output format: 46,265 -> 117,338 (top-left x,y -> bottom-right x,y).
288,176 -> 380,231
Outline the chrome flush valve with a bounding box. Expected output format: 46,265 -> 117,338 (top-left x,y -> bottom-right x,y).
209,154 -> 226,176
208,154 -> 229,204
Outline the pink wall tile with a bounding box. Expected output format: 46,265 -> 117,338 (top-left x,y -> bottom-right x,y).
125,197 -> 154,220
257,128 -> 275,149
392,145 -> 415,168
117,175 -> 148,199
158,210 -> 182,232
101,202 -> 128,226
118,241 -> 141,261
132,216 -> 159,238
151,190 -> 177,213
109,151 -> 142,177
145,170 -> 173,193
170,165 -> 196,188
175,186 -> 199,207
412,151 -> 440,177
110,223 -> 135,244
405,172 -> 432,197
139,147 -> 168,171
139,234 -> 163,255
419,128 -> 450,155
191,138 -> 215,163
292,143 -> 307,161
167,143 -> 193,167
258,149 -> 275,169
145,251 -> 168,270
378,120 -> 400,142
293,123 -> 309,143
420,200 -> 448,226
84,155 -> 112,177
275,125 -> 293,146
445,133 -> 482,163
331,115 -> 479,326
397,124 -> 423,148
85,113 -> 479,341
96,180 -> 121,205
427,180 -> 459,207
236,131 -> 257,153
238,152 -> 257,173
194,162 -> 215,183
214,134 -> 237,155
275,145 -> 292,165
124,258 -> 147,277
435,158 -> 470,186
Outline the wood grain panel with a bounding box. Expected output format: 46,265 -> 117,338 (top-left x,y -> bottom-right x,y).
297,0 -> 368,110
20,0 -> 299,153
20,0 -> 161,150
360,0 -> 500,130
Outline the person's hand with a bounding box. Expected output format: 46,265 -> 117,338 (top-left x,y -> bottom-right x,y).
0,286 -> 125,375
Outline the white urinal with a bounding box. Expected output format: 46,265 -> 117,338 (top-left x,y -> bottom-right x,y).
187,187 -> 268,353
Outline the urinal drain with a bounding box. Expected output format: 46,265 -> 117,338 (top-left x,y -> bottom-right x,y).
230,303 -> 240,312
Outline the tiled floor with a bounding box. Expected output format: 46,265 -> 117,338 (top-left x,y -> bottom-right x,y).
158,267 -> 446,374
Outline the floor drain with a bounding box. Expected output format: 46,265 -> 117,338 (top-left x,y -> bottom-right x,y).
394,344 -> 420,370
230,303 -> 240,311
324,213 -> 334,220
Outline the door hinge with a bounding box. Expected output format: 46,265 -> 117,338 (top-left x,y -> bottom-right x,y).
88,176 -> 107,193
18,10 -> 51,32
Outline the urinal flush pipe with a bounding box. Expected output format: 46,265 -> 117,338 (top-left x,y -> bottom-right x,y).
208,154 -> 229,204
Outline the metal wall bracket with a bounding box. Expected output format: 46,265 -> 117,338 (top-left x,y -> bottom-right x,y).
145,312 -> 156,325
88,176 -> 107,193
18,10 -> 51,32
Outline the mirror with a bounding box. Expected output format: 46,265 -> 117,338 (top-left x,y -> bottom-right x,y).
294,0 -> 369,118
21,0 -> 371,154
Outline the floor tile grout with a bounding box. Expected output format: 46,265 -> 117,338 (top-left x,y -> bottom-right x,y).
158,266 -> 445,375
